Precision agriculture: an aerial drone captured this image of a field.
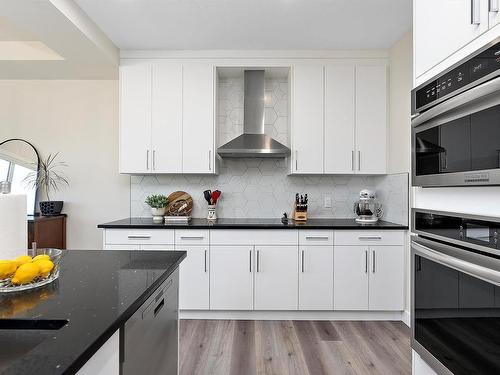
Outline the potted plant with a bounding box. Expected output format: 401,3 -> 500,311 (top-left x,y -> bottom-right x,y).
25,153 -> 68,216
145,194 -> 168,222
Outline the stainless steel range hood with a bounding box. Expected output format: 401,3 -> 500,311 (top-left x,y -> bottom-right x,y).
217,70 -> 291,158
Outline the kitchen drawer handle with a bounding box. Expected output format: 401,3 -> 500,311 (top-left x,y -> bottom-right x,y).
249,250 -> 252,273
305,236 -> 329,240
295,150 -> 298,171
180,236 -> 205,240
357,150 -> 361,171
351,150 -> 355,171
301,250 -> 305,273
365,250 -> 368,273
152,150 -> 156,170
146,150 -> 149,170
358,236 -> 382,240
127,235 -> 151,239
372,250 -> 376,273
471,0 -> 481,24
257,250 -> 260,272
490,0 -> 499,12
208,150 -> 212,171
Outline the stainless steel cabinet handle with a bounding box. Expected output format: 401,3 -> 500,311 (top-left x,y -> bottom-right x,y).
295,150 -> 298,171
365,250 -> 368,273
301,250 -> 305,273
305,236 -> 329,240
351,150 -> 355,171
204,250 -> 207,272
180,236 -> 204,240
357,150 -> 361,171
257,250 -> 260,272
358,236 -> 382,240
490,0 -> 499,12
372,250 -> 376,273
128,235 -> 151,239
249,250 -> 252,272
146,150 -> 149,170
208,150 -> 212,171
152,150 -> 156,171
471,0 -> 481,24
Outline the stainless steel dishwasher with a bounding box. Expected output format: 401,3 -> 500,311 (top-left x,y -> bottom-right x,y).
122,269 -> 179,375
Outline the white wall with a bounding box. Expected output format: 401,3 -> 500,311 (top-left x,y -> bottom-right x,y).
389,31 -> 412,175
0,80 -> 129,249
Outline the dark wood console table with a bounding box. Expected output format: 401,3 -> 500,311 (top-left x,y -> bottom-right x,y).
28,214 -> 67,250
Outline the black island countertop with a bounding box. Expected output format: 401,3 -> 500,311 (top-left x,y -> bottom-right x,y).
98,217 -> 408,230
0,250 -> 186,375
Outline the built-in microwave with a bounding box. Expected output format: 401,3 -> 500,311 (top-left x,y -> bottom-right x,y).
411,38 -> 500,187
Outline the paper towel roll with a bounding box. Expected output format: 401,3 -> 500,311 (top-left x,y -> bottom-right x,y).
0,194 -> 27,259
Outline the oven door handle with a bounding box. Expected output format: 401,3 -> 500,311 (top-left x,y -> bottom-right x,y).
412,75 -> 500,128
412,241 -> 500,286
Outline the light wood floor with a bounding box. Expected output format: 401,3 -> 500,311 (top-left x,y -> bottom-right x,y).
179,320 -> 411,375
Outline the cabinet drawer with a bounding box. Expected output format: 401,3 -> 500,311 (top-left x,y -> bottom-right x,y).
105,229 -> 174,245
299,230 -> 334,246
210,230 -> 298,245
175,230 -> 209,245
334,230 -> 405,246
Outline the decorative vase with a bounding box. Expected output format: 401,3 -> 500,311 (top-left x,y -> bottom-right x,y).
40,201 -> 64,216
151,207 -> 166,222
207,205 -> 217,221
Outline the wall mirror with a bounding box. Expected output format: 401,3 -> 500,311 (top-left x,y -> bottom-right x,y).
0,139 -> 40,216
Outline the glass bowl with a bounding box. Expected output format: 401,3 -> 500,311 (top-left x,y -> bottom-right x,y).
0,248 -> 63,293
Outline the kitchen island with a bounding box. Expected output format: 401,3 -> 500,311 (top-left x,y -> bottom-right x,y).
0,250 -> 186,375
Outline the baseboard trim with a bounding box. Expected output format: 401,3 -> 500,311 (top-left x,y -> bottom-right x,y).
180,310 -> 405,321
402,310 -> 411,327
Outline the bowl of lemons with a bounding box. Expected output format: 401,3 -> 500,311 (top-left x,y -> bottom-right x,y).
0,249 -> 63,292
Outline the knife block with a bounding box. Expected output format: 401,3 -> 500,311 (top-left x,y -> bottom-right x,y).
292,203 -> 308,221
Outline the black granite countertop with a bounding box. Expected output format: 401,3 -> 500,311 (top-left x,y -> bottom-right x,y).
0,250 -> 186,375
98,217 -> 408,230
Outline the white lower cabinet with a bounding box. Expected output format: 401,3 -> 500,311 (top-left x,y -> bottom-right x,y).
299,246 -> 334,310
210,246 -> 254,310
334,246 -> 369,310
334,245 -> 404,311
176,245 -> 209,310
254,246 -> 298,310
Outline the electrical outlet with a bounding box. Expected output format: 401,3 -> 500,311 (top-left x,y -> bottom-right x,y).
324,195 -> 332,208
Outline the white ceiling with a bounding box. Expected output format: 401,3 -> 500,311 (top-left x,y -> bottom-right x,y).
75,0 -> 412,50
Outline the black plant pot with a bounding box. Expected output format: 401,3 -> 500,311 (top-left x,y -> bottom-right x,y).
40,201 -> 64,216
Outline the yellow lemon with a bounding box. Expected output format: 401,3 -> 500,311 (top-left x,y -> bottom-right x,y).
32,254 -> 50,262
0,260 -> 17,279
11,262 -> 40,285
34,259 -> 54,278
14,255 -> 33,266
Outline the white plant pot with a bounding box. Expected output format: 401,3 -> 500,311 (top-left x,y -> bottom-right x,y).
151,207 -> 166,222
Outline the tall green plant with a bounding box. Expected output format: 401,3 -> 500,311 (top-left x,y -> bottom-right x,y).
24,152 -> 69,201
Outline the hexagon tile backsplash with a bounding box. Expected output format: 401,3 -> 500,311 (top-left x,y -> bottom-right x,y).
130,163 -> 409,225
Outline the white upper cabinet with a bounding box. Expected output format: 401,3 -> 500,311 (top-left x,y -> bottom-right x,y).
355,65 -> 387,174
414,0 -> 489,78
489,0 -> 500,27
119,61 -> 152,174
291,64 -> 324,174
151,62 -> 183,173
324,64 -> 356,174
182,63 -> 215,174
119,60 -> 215,174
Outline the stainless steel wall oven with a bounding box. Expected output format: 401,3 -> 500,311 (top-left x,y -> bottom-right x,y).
411,209 -> 500,375
412,39 -> 500,187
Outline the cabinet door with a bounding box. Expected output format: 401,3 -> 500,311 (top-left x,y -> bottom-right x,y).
334,246 -> 369,310
151,62 -> 182,173
175,245 -> 209,310
182,63 -> 215,174
489,1 -> 500,28
210,246 -> 254,310
254,246 -> 298,310
369,246 -> 404,311
324,64 -> 355,174
415,0 -> 489,78
299,246 -> 334,310
291,64 -> 324,174
355,65 -> 387,174
119,61 -> 152,173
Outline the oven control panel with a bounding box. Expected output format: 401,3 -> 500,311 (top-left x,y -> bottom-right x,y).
413,40 -> 500,113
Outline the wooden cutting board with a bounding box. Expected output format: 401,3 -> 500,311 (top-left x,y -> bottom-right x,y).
165,191 -> 193,216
